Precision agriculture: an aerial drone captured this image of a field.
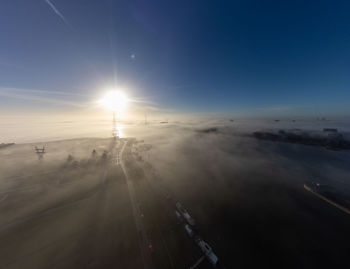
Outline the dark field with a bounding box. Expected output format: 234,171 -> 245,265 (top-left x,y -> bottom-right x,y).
141,126 -> 350,268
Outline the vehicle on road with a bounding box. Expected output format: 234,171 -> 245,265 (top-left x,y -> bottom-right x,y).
185,224 -> 194,237
176,202 -> 196,226
195,236 -> 219,266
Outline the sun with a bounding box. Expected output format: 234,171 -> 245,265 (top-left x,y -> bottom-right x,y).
99,90 -> 128,112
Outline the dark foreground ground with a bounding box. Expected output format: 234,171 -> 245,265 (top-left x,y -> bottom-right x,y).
143,130 -> 350,269
1,134 -> 350,269
0,138 -> 212,269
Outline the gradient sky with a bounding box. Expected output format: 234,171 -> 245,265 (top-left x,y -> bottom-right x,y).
1,0 -> 350,116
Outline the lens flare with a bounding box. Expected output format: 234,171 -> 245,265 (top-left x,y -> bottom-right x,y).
99,90 -> 128,112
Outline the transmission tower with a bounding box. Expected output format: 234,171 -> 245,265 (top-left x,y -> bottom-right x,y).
112,112 -> 119,139
35,146 -> 46,160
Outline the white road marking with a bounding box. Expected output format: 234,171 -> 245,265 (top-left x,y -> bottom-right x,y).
304,184 -> 350,215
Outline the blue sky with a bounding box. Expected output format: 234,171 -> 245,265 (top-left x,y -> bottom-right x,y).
1,0 -> 350,116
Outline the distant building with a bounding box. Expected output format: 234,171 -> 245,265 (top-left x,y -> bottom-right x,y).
323,128 -> 338,133
323,128 -> 342,139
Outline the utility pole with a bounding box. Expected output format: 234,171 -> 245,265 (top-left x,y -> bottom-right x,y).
112,111 -> 119,139
35,146 -> 45,160
112,111 -> 120,165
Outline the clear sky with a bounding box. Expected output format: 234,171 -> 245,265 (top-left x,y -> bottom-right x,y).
1,0 -> 350,117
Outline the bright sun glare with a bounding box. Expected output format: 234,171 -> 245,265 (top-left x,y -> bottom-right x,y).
99,90 -> 128,112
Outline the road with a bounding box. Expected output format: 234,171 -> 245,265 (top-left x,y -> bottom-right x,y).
127,144 -> 214,269
119,140 -> 154,269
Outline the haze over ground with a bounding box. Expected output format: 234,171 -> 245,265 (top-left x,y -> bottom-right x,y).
1,120 -> 350,268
